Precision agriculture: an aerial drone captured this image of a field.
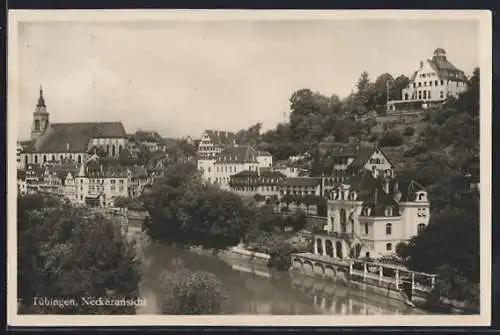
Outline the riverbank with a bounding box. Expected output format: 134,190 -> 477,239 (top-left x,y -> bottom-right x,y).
188,244 -> 477,315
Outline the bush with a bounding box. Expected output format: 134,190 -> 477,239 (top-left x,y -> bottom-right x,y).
379,131 -> 404,147
368,134 -> 378,142
403,126 -> 416,137
159,269 -> 228,314
267,239 -> 296,271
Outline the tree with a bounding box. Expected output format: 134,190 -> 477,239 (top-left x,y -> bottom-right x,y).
403,126 -> 416,137
391,75 -> 410,101
17,194 -> 141,314
402,207 -> 479,283
253,193 -> 265,204
379,131 -> 404,147
159,269 -> 228,314
141,161 -> 254,251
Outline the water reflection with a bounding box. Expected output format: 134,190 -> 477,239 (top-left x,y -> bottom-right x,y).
137,242 -> 427,315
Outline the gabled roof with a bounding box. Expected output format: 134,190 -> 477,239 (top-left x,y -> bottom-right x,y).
215,145 -> 258,164
283,177 -> 321,187
31,122 -> 127,153
346,147 -> 376,171
204,130 -> 236,147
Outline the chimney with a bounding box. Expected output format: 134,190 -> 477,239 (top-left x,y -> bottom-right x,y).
66,142 -> 70,151
420,61 -> 424,68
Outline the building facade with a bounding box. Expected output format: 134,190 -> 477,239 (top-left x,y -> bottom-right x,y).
280,177 -> 322,198
197,129 -> 236,158
256,150 -> 273,168
323,171 -> 430,259
229,170 -> 285,198
389,48 -> 469,111
74,155 -> 129,207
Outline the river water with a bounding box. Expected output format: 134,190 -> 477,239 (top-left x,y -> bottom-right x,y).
136,241 -> 429,315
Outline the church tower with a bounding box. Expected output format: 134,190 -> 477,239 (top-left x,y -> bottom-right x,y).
31,86 -> 50,141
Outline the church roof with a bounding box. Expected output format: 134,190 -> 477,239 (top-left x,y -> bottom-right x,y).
30,122 -> 127,153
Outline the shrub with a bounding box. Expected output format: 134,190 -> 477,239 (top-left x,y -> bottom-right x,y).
267,239 -> 296,271
368,134 -> 378,142
379,131 -> 404,147
403,126 -> 416,137
159,269 -> 228,315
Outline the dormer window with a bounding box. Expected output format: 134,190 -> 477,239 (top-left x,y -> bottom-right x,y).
363,207 -> 371,216
349,191 -> 357,201
385,207 -> 393,217
417,192 -> 426,201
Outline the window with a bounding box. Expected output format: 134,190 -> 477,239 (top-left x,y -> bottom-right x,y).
386,223 -> 392,235
364,223 -> 369,235
440,91 -> 444,99
440,80 -> 444,85
418,193 -> 426,201
418,223 -> 426,234
413,83 -> 416,88
418,91 -> 422,99
208,167 -> 211,173
386,243 -> 393,251
429,81 -> 432,87
423,91 -> 427,99
51,155 -> 55,161
385,207 -> 393,216
435,80 -> 438,86
418,82 -> 422,87
424,82 -> 427,87
428,91 -> 431,99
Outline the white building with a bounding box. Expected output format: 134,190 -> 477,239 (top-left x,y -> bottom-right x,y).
256,150 -> 273,168
197,129 -> 236,159
198,145 -> 261,189
389,48 -> 469,111
19,87 -> 128,169
321,146 -> 394,189
74,155 -> 129,207
322,170 -> 430,259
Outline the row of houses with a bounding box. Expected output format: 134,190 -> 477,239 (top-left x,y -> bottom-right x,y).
18,154 -> 151,207
195,128 -> 431,259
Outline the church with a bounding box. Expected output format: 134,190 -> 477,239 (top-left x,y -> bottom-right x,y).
18,87 -> 129,170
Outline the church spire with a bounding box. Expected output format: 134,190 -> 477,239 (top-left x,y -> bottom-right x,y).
37,85 -> 45,108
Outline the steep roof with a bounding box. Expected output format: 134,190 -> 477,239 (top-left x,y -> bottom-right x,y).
346,147 -> 376,171
427,54 -> 468,83
362,187 -> 401,217
342,169 -> 381,200
31,122 -> 127,153
396,180 -> 426,202
283,177 -> 321,187
215,145 -> 258,164
204,130 -> 236,147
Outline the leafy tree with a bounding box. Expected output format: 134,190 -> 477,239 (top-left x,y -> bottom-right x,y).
159,269 -> 228,314
141,161 -> 254,251
17,194 -> 141,314
379,131 -> 404,147
391,75 -> 410,101
403,126 -> 416,137
400,206 -> 479,283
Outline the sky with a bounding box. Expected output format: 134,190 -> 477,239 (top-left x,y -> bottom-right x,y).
15,17 -> 479,140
